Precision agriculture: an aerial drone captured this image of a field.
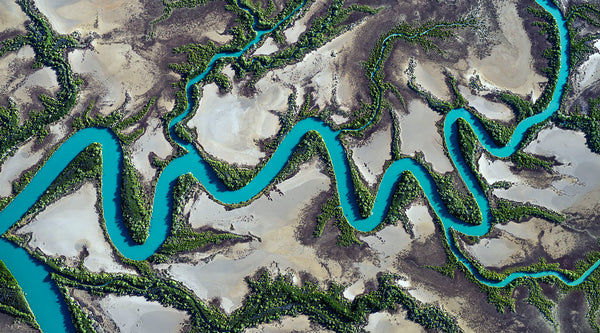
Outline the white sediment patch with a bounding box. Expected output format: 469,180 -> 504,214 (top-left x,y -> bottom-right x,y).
252,37 -> 279,56
130,118 -> 173,182
466,1 -> 546,100
458,85 -> 513,122
478,155 -> 520,184
473,217 -> 584,267
0,46 -> 35,98
34,0 -> 140,35
464,238 -> 522,268
0,0 -> 28,33
187,83 -> 286,166
0,45 -> 60,110
361,224 -> 412,259
0,140 -> 43,197
16,183 -> 134,274
69,42 -> 160,112
413,60 -> 451,100
246,315 -> 331,333
99,295 -> 189,333
365,311 -> 426,333
408,285 -> 441,304
11,66 -> 60,109
155,160 -> 333,314
574,40 -> 600,93
493,126 -> 600,212
399,99 -> 453,173
495,220 -> 541,240
406,204 -> 435,240
349,124 -> 392,186
343,280 -> 365,301
256,18 -> 367,113
0,122 -> 68,197
282,0 -> 329,44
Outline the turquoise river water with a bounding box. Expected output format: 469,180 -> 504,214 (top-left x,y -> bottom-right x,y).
0,0 -> 591,331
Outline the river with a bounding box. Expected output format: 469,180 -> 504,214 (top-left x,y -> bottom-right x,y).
0,0 -> 585,331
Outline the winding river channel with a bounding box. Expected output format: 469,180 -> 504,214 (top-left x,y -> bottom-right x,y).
0,0 -> 589,331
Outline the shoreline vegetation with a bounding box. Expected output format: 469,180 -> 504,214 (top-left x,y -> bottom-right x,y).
1,0 -> 600,332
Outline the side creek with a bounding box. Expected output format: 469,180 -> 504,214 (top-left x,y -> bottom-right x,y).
0,0 -> 582,331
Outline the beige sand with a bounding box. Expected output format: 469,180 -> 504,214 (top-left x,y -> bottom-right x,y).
413,60 -> 451,101
361,224 -> 413,260
130,118 -> 173,182
495,220 -> 541,240
408,285 -> 441,304
0,122 -> 68,197
0,45 -> 60,111
187,83 -> 286,166
330,114 -> 349,125
464,237 -> 522,268
574,39 -> 600,93
246,315 -> 332,333
0,46 -> 35,96
478,154 -> 520,184
282,0 -> 329,44
470,216 -> 583,267
466,0 -> 546,100
406,204 -> 435,240
99,295 -> 188,333
495,126 -> 600,211
365,311 -> 426,333
343,280 -> 365,301
399,99 -> 453,173
458,85 -> 513,121
34,0 -> 140,35
252,37 -> 279,56
0,140 -> 43,197
69,42 -> 160,113
348,124 -> 392,186
16,183 -> 134,274
0,0 -> 28,34
10,66 -> 60,110
256,18 -> 368,113
155,160 -> 335,313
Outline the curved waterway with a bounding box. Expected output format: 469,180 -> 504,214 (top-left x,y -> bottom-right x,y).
0,0 -> 591,331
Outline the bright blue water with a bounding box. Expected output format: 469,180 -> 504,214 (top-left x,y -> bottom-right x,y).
0,0 -> 589,331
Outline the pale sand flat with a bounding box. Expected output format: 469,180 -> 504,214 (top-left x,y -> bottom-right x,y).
34,0 -> 140,35
246,315 -> 333,333
349,123 -> 392,186
0,0 -> 28,34
466,0 -> 546,100
574,39 -> 600,93
187,83 -> 285,166
413,60 -> 451,101
256,18 -> 368,113
365,311 -> 426,333
155,160 -> 333,314
399,99 -> 453,173
458,85 -> 513,122
99,295 -> 188,333
16,183 -> 134,274
252,37 -> 279,56
130,118 -> 173,182
494,126 -> 600,211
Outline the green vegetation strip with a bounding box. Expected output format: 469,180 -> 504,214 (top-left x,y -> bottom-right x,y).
0,260 -> 37,329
